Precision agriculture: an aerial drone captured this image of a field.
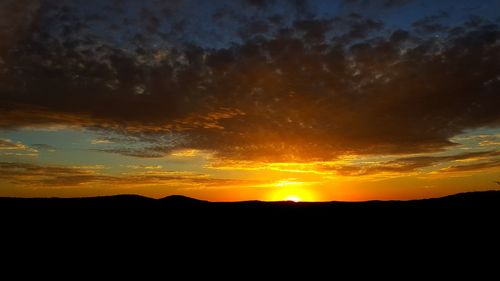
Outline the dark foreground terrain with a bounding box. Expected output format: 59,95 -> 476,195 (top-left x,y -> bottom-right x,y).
3,190 -> 500,227
3,191 -> 500,262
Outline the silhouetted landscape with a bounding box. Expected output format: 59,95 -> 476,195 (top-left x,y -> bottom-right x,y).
2,0 -> 500,260
4,190 -> 500,256
4,191 -> 500,225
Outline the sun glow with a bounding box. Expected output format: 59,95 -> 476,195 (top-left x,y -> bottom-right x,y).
274,179 -> 304,187
284,195 -> 301,202
268,179 -> 317,202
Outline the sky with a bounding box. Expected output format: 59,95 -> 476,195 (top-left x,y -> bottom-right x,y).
0,0 -> 499,201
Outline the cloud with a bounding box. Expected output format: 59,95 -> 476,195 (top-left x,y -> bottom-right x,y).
244,0 -> 270,8
0,162 -> 103,186
127,165 -> 163,169
94,145 -> 175,158
0,104 -> 100,129
293,19 -> 332,42
0,161 -> 262,188
170,149 -> 201,157
412,11 -> 449,33
437,159 -> 500,173
341,0 -> 414,9
30,143 -> 55,150
0,139 -> 29,150
459,134 -> 500,147
0,139 -> 38,157
30,143 -> 56,152
316,151 -> 500,176
340,17 -> 384,41
383,0 -> 413,8
91,139 -> 115,145
450,133 -> 500,148
480,140 -> 500,146
0,1 -> 499,163
0,0 -> 40,58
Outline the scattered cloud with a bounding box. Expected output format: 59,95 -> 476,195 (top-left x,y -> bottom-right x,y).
474,134 -> 500,147
437,159 -> 500,173
412,11 -> 449,33
170,149 -> 201,157
127,164 -> 163,169
30,144 -> 56,152
383,0 -> 413,8
0,0 -> 499,164
0,162 -> 104,186
0,0 -> 40,57
0,161 -> 263,188
0,139 -> 38,157
480,140 -> 500,146
341,0 -> 414,9
94,145 -> 175,158
315,150 -> 500,176
91,139 -> 115,145
0,139 -> 29,150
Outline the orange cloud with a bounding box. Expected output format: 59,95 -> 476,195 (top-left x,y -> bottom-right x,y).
0,162 -> 266,189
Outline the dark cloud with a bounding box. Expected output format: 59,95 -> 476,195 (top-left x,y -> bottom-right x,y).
244,0 -> 271,8
288,0 -> 312,16
294,19 -> 332,42
268,14 -> 284,25
389,29 -> 410,42
341,0 -> 413,8
383,0 -> 413,8
412,11 -> 449,33
0,1 -> 500,162
341,17 -> 384,41
238,20 -> 270,39
465,15 -> 484,28
0,0 -> 40,58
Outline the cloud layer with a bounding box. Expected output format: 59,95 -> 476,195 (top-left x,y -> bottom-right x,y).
0,139 -> 38,157
0,0 -> 499,162
317,150 -> 500,176
0,161 -> 259,188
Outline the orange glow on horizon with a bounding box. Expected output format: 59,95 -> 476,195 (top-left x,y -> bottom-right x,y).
284,195 -> 301,202
268,179 -> 318,201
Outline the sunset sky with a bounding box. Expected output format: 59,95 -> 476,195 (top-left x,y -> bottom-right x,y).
1,0 -> 499,201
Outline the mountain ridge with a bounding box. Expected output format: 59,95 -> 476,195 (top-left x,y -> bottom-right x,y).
2,189 -> 499,204
3,190 -> 499,239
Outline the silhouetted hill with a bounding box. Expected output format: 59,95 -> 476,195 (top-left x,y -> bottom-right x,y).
2,190 -> 500,237
159,194 -> 208,205
2,190 -> 500,210
2,190 -> 500,254
1,190 -> 499,221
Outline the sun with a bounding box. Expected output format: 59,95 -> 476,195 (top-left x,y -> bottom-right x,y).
268,179 -> 317,201
284,195 -> 301,202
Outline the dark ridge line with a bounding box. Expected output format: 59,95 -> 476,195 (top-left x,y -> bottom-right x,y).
1,190 -> 499,204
